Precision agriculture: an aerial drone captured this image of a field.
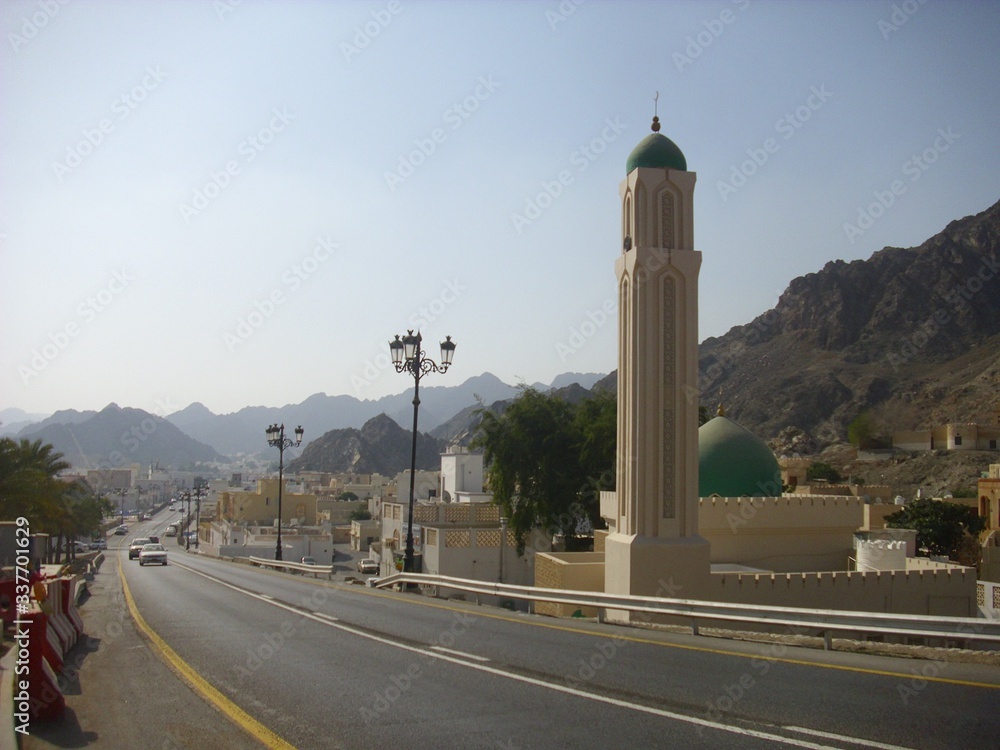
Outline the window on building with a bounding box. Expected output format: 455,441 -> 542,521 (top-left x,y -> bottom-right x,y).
954,435 -> 963,446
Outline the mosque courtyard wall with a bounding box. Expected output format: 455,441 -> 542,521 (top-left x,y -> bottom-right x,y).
704,559 -> 977,618
699,495 -> 866,573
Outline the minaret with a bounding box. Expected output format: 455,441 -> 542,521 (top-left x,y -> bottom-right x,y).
604,107 -> 710,617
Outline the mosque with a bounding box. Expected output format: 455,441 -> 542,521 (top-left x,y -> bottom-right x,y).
533,112 -> 978,621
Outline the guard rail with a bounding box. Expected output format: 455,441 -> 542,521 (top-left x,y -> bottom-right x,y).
372,572 -> 1000,649
248,556 -> 334,578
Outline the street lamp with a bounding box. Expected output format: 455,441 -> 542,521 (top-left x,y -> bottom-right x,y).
194,487 -> 202,550
184,491 -> 192,550
266,423 -> 304,561
389,330 -> 456,574
499,515 -> 508,584
119,488 -> 126,526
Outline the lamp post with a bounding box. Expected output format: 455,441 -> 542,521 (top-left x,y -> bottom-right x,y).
266,423 -> 304,561
499,515 -> 507,584
119,488 -> 126,526
184,491 -> 192,550
194,487 -> 202,550
389,330 -> 456,574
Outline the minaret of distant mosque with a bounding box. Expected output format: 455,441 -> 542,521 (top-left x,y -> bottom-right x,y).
604,96 -> 710,616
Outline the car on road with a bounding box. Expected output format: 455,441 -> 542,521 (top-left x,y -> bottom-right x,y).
128,537 -> 152,559
114,525 -> 128,535
357,559 -> 378,574
138,543 -> 168,566
300,556 -> 317,565
165,524 -> 178,537
62,541 -> 90,554
89,538 -> 108,550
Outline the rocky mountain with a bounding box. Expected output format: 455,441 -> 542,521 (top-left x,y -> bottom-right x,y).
17,403 -> 227,470
0,407 -> 53,437
698,199 -> 1000,446
164,372 -> 523,456
286,413 -> 444,475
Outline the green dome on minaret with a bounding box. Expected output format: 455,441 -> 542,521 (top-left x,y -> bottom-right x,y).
698,411 -> 782,497
626,114 -> 687,173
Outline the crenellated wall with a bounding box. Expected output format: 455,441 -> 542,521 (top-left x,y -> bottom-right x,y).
699,495 -> 865,572
705,560 -> 977,616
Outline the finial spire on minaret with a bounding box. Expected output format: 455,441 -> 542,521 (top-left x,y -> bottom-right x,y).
651,91 -> 661,132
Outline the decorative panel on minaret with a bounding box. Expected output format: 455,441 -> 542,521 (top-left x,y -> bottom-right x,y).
661,274 -> 676,519
659,191 -> 675,249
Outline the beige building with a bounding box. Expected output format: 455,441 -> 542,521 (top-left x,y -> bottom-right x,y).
893,407 -> 1000,451
978,464 -> 1000,530
215,478 -> 319,526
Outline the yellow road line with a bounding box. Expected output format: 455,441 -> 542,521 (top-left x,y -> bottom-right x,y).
118,559 -> 297,750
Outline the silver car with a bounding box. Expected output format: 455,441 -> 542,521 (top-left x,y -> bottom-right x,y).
139,543 -> 168,566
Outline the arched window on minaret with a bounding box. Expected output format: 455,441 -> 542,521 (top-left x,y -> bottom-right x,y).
636,182 -> 646,246
623,193 -> 632,251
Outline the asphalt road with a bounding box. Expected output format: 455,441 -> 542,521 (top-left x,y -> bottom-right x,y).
20,509 -> 1000,749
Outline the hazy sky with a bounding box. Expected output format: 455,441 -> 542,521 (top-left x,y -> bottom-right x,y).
2,0 -> 998,418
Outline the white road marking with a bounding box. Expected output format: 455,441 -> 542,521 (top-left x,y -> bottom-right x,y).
430,646 -> 490,662
785,726 -> 914,750
169,560 -> 920,750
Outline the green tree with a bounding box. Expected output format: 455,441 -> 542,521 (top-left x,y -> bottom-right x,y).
338,491 -> 359,501
473,387 -> 615,553
0,438 -> 71,521
348,507 -> 372,521
807,462 -> 842,483
847,411 -> 888,449
0,438 -> 87,561
886,498 -> 985,561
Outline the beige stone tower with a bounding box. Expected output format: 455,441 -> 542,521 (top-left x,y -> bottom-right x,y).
603,114 -> 710,616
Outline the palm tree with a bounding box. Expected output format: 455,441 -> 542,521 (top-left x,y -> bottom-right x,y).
0,438 -> 74,561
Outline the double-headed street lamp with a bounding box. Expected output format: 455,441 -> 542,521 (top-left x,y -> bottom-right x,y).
389,330 -> 456,574
265,423 -> 304,561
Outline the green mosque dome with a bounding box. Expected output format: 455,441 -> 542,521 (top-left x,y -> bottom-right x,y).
626,115 -> 687,173
698,413 -> 782,497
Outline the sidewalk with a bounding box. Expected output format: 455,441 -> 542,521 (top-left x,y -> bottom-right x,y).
20,555 -> 264,750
